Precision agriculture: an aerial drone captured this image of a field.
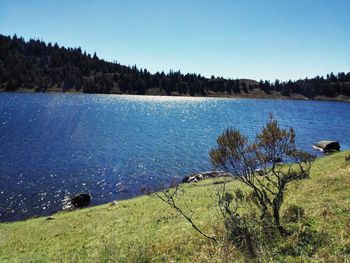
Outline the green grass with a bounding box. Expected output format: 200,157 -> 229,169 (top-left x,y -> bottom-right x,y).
1,151 -> 350,262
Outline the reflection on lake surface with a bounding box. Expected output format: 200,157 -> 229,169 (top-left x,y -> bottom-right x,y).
1,93 -> 350,221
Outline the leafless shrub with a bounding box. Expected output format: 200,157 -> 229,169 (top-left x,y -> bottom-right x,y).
210,115 -> 315,236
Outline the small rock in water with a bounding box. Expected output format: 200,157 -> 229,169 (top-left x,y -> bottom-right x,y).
71,193 -> 91,208
313,140 -> 340,153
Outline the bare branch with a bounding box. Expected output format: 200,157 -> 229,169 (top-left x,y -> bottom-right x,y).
155,185 -> 219,244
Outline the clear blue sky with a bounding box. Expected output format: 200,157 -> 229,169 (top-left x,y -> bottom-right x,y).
1,0 -> 349,81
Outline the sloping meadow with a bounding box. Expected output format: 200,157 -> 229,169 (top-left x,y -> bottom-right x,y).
0,151 -> 350,262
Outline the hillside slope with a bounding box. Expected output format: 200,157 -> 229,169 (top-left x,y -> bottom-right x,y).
0,151 -> 349,262
1,34 -> 350,100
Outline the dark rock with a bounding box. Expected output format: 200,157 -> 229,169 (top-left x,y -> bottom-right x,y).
182,175 -> 191,183
313,141 -> 340,153
71,193 -> 91,208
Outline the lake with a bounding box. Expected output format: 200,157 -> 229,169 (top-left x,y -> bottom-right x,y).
1,92 -> 350,222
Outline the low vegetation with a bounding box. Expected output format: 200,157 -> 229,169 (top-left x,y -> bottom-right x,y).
158,117 -> 316,259
1,150 -> 349,262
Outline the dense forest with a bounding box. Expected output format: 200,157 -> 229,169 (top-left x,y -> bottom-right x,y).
1,34 -> 350,98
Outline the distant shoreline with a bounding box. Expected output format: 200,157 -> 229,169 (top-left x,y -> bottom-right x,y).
1,88 -> 350,103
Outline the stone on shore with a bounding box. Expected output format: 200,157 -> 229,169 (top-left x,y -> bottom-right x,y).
71,193 -> 91,208
182,171 -> 228,183
313,141 -> 340,153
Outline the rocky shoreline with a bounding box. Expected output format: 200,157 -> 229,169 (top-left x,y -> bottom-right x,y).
182,171 -> 231,183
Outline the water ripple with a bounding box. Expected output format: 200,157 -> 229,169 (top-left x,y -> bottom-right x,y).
0,93 -> 350,221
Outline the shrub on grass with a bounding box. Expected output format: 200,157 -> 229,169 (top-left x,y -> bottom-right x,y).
157,116 -> 316,259
210,115 -> 315,237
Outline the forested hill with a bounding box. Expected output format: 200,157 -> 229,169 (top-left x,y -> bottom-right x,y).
1,34 -> 350,100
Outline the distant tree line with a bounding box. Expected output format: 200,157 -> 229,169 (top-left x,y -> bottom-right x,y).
1,34 -> 350,98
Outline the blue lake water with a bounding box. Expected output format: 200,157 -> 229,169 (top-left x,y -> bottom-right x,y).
1,92 -> 350,222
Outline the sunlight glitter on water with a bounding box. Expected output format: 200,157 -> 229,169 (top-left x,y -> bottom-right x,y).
0,92 -> 350,221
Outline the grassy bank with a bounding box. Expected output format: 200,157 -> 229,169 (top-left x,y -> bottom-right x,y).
1,151 -> 350,262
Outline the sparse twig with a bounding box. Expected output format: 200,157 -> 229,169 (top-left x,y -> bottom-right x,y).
155,184 -> 219,244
